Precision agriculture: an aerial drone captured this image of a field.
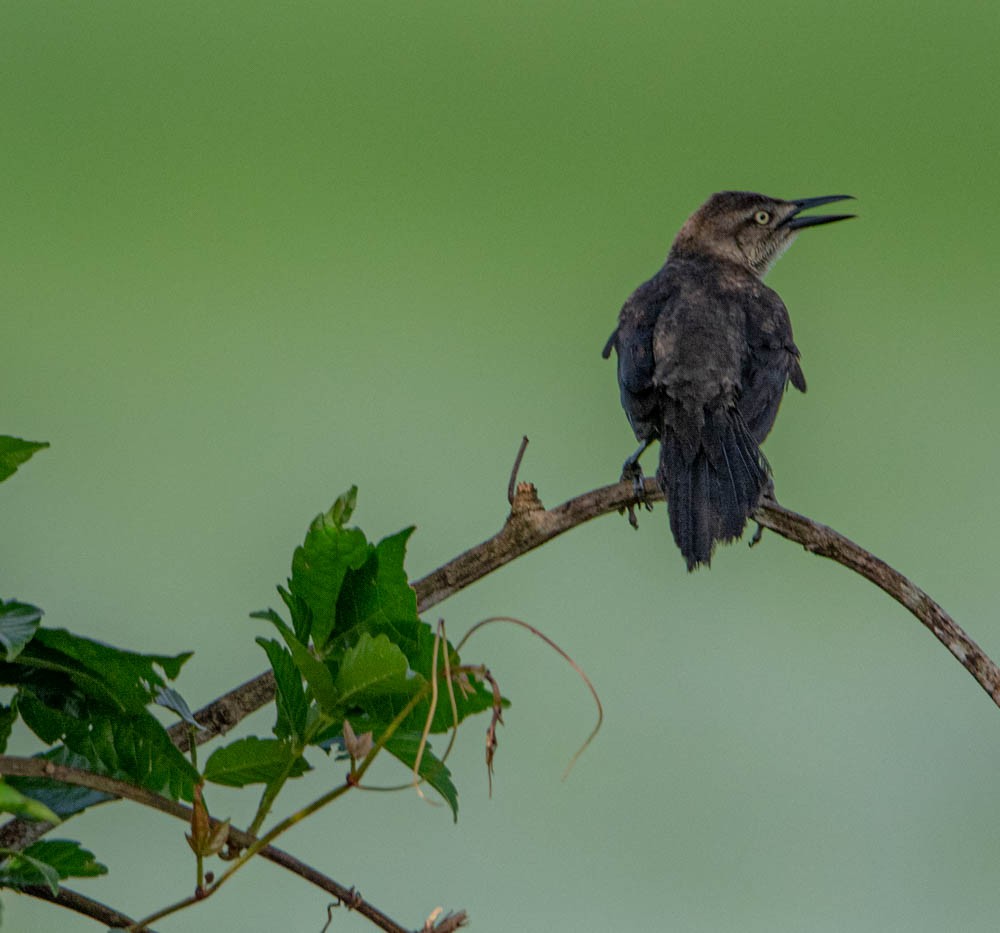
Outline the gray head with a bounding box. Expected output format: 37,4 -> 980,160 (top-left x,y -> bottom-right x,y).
671,191 -> 855,277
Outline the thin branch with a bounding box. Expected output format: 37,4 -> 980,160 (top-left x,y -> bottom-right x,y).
0,756 -> 411,933
18,883 -> 157,931
127,686 -> 432,931
417,477 -> 1000,707
507,436 -> 530,504
753,495 -> 1000,706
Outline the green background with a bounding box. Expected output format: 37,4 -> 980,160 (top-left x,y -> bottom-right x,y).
3,2 -> 1000,930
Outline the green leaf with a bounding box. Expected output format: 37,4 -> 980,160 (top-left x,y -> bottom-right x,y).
0,850 -> 61,895
328,485 -> 358,527
204,737 -> 310,788
155,685 -> 202,729
257,638 -> 308,742
18,690 -> 198,801
0,780 -> 60,824
333,633 -> 413,711
327,526 -> 499,730
0,627 -> 192,719
335,528 -> 422,654
7,748 -> 114,819
265,617 -> 340,714
277,586 -> 311,644
22,840 -> 107,879
30,628 -> 191,712
0,704 -> 14,754
383,734 -> 459,822
289,495 -> 371,650
0,601 -> 43,661
0,436 -> 49,484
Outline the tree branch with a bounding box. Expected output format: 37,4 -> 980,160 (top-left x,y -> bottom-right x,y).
18,883 -> 157,931
0,756 -> 412,933
7,470 -> 1000,930
163,472 -> 1000,746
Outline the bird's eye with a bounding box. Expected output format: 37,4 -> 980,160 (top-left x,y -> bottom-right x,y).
753,210 -> 771,225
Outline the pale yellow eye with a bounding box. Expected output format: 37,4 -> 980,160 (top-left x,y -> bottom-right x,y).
754,210 -> 771,225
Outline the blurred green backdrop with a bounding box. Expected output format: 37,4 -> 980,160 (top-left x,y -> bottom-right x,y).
3,2 -> 1000,931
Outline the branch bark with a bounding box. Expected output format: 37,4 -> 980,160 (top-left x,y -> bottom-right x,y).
18,883 -> 157,931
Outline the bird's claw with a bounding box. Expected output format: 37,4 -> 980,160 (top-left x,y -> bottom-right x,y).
619,461 -> 652,529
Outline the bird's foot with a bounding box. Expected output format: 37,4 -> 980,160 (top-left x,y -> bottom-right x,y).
619,460 -> 653,530
748,522 -> 764,548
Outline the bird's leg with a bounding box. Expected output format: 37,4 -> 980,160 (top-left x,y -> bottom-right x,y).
749,476 -> 777,548
619,439 -> 654,529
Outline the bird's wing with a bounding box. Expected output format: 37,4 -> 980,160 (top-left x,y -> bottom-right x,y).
739,287 -> 806,443
611,285 -> 665,440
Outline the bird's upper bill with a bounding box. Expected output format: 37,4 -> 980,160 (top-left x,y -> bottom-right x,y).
783,195 -> 856,230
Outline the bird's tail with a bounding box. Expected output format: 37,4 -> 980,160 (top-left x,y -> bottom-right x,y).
657,409 -> 770,571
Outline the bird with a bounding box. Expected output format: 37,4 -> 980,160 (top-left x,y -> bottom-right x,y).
603,191 -> 854,570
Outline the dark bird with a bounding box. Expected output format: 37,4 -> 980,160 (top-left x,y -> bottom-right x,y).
603,191 -> 854,570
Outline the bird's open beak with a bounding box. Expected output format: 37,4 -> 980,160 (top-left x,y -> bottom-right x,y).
785,195 -> 856,229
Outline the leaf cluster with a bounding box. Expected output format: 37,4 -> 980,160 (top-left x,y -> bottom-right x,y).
209,487 -> 497,820
1,442 -> 501,919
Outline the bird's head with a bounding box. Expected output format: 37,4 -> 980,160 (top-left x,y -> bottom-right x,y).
672,191 -> 855,277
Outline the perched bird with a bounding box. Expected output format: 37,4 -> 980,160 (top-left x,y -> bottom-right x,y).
603,191 -> 854,570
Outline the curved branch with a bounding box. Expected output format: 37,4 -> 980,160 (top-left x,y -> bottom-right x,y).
416,477 -> 1000,707
6,471 -> 1000,928
18,883 -> 156,931
174,475 -> 1000,723
752,496 -> 1000,705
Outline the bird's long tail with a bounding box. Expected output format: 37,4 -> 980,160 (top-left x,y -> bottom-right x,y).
657,409 -> 770,571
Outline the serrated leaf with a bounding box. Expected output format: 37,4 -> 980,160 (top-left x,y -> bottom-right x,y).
22,840 -> 107,879
29,628 -> 191,712
266,618 -> 340,714
0,600 -> 43,661
333,633 -> 412,709
18,691 -> 198,801
0,436 -> 49,483
335,528 -> 421,653
0,780 -> 60,824
277,586 -> 312,644
383,734 -> 459,822
0,850 -> 61,894
256,638 -> 308,742
327,529 -> 499,730
289,497 -> 371,650
204,737 -> 311,787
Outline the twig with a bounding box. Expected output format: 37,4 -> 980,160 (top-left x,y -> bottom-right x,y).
507,436 -> 530,504
18,883 -> 156,931
127,686 -> 432,930
0,756 -> 411,933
